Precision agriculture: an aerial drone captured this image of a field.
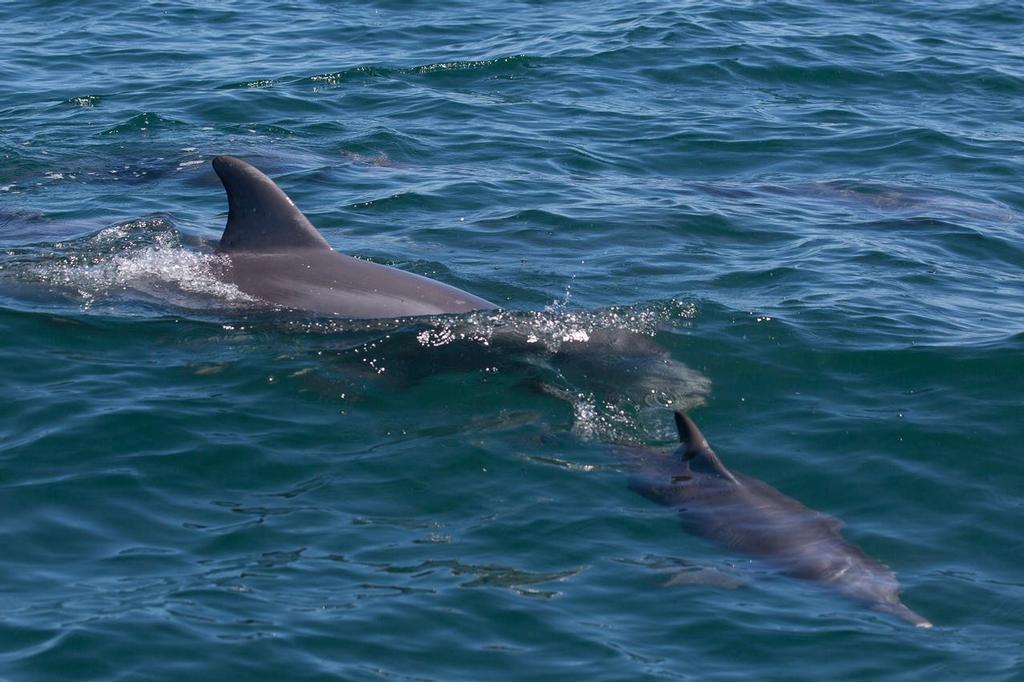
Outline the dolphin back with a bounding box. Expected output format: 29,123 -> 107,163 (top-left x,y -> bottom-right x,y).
213,155 -> 332,253
209,155 -> 498,318
638,412 -> 933,628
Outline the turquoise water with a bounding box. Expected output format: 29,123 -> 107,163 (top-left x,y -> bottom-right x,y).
2,1 -> 1023,679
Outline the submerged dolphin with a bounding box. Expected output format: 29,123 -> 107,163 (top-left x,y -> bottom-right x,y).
625,412 -> 931,628
210,155 -> 496,318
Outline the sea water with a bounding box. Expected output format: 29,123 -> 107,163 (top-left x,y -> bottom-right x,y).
1,2 -> 1022,680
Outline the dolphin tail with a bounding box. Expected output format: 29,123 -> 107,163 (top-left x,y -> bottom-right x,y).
874,600 -> 933,628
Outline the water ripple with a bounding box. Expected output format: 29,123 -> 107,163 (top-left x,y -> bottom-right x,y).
1,0 -> 1023,679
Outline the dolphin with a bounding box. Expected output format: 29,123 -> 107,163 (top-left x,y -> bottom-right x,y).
210,155 -> 496,318
624,412 -> 932,628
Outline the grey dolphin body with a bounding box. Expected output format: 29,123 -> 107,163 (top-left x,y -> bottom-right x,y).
211,155 -> 496,318
626,412 -> 931,628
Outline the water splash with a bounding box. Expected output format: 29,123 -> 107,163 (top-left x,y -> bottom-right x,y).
5,218 -> 256,312
415,302 -> 697,353
2,220 -> 709,439
282,301 -> 710,442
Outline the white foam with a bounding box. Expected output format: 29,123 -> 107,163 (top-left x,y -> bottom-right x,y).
30,221 -> 257,310
415,302 -> 697,354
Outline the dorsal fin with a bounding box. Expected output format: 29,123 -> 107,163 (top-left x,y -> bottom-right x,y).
674,412 -> 739,483
212,155 -> 332,253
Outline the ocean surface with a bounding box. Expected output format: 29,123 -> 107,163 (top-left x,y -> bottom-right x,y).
2,1 -> 1023,679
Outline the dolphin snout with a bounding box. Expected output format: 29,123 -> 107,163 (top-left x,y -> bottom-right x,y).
875,601 -> 932,629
